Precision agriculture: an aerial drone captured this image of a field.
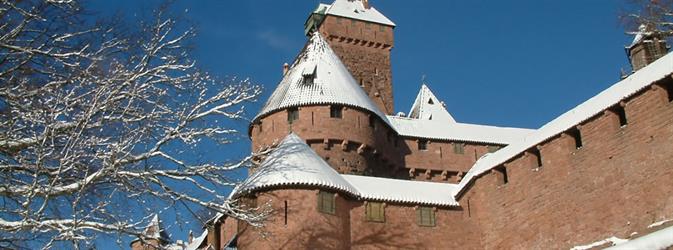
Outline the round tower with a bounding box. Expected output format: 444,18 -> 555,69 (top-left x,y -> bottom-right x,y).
250,33 -> 402,176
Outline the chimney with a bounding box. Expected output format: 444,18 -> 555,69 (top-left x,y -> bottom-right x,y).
627,23 -> 669,72
362,0 -> 370,9
282,63 -> 289,75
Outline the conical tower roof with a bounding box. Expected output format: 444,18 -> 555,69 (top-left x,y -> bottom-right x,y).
408,84 -> 456,123
254,33 -> 388,123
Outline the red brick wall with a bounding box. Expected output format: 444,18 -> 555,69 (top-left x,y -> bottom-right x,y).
318,15 -> 395,114
460,78 -> 673,249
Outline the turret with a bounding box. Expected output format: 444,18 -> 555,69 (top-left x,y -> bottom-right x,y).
130,215 -> 171,250
627,24 -> 669,72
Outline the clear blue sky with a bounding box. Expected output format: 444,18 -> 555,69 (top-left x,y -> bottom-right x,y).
89,0 -> 636,247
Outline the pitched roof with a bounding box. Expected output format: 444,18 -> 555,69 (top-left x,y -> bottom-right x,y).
343,174 -> 459,206
388,115 -> 534,145
408,84 -> 457,123
254,32 -> 388,124
323,0 -> 395,27
455,51 -> 673,197
234,133 -> 459,207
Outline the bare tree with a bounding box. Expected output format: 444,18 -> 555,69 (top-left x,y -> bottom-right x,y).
623,0 -> 673,37
0,0 -> 269,248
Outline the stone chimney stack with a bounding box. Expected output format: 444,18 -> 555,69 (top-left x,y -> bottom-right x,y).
362,0 -> 370,9
283,62 -> 289,75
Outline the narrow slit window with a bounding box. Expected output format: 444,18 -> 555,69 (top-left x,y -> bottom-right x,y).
366,202 -> 385,222
665,81 -> 673,102
284,201 -> 288,225
418,139 -> 428,151
454,143 -> 465,154
416,206 -> 436,227
569,128 -> 583,149
287,108 -> 299,124
614,105 -> 628,127
368,115 -> 376,129
495,165 -> 508,185
330,105 -> 343,118
317,191 -> 336,214
532,148 -> 543,168
257,122 -> 263,133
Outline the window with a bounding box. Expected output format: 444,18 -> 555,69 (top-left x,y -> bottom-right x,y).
569,128 -> 583,149
428,98 -> 434,105
487,145 -> 500,153
368,115 -> 376,129
613,105 -> 628,127
257,122 -> 263,133
664,81 -> 673,102
302,74 -> 315,85
366,202 -> 385,222
287,108 -> 299,124
330,105 -> 343,118
317,191 -> 336,214
351,19 -> 356,27
379,25 -> 385,32
418,139 -> 428,151
532,148 -> 543,168
416,206 -> 435,227
453,143 -> 465,154
284,201 -> 288,225
495,165 -> 508,185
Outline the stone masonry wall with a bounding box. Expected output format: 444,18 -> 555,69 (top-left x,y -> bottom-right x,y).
318,15 -> 395,114
460,76 -> 673,249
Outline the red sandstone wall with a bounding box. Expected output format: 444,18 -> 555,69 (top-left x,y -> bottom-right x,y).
461,78 -> 673,249
251,106 -> 404,176
237,189 -> 351,250
318,15 -> 395,114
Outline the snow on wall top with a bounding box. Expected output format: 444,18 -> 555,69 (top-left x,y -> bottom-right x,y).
254,32 -> 389,124
387,116 -> 534,145
323,0 -> 395,27
408,84 -> 457,123
454,51 -> 673,197
234,133 -> 459,206
343,174 -> 459,206
605,224 -> 673,250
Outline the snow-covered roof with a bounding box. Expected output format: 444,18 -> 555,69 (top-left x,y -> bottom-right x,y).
236,133 -> 359,196
184,229 -> 208,250
343,174 -> 459,206
388,116 -> 534,145
605,224 -> 673,250
322,0 -> 395,27
408,84 -> 456,123
454,51 -> 673,197
234,133 -> 458,206
254,32 -> 389,125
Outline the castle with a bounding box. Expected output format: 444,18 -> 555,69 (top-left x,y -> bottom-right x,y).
131,0 -> 673,249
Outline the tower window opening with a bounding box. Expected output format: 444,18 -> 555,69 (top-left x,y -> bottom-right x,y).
368,115 -> 376,129
330,105 -> 343,118
288,108 -> 299,124
569,128 -> 583,149
612,105 -> 628,127
494,165 -> 508,185
284,201 -> 288,225
317,191 -> 336,214
418,139 -> 428,151
302,74 -> 315,85
416,206 -> 436,227
428,98 -> 434,105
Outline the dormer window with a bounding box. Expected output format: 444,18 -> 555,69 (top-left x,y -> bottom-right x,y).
301,64 -> 317,85
428,98 -> 434,105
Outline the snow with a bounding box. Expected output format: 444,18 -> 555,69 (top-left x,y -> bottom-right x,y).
322,0 -> 395,27
570,236 -> 628,250
236,133 -> 359,196
606,225 -> 673,250
628,24 -> 649,48
234,133 -> 459,206
184,229 -> 208,250
343,174 -> 459,206
454,51 -> 673,197
408,84 -> 456,123
388,115 -> 533,145
649,218 -> 673,228
254,32 -> 390,126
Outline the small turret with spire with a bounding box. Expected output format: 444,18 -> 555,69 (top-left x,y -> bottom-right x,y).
626,23 -> 670,72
